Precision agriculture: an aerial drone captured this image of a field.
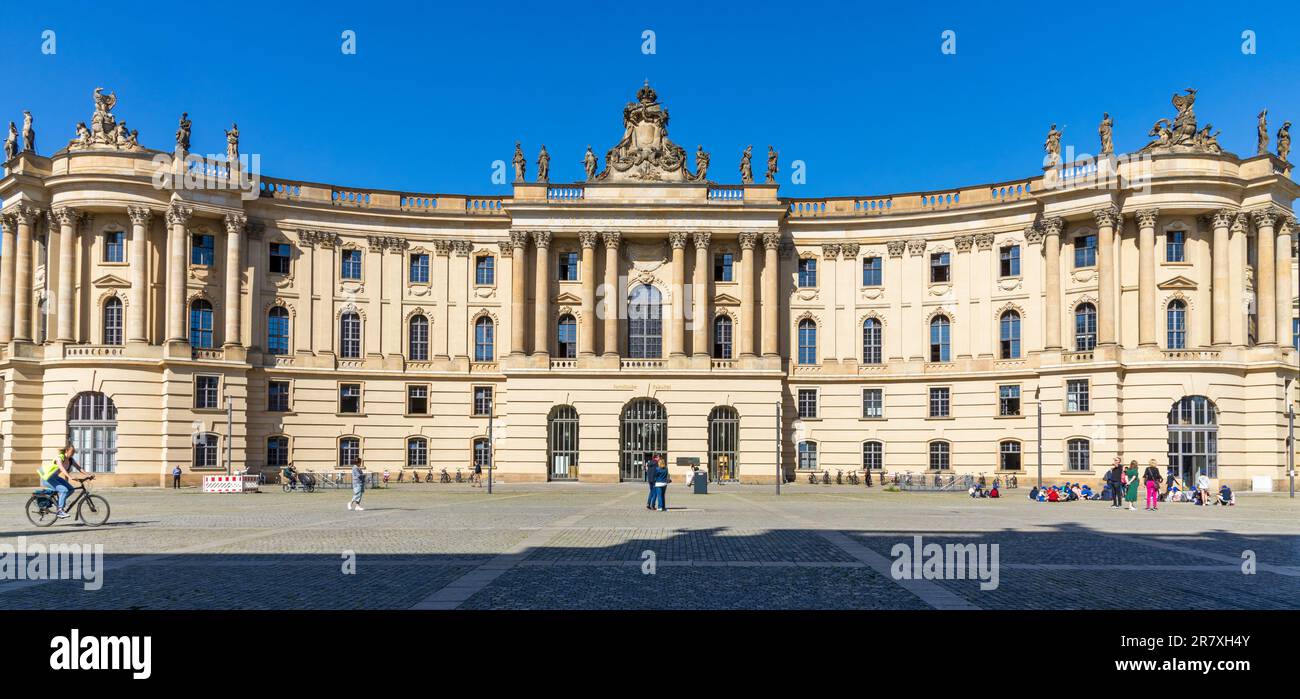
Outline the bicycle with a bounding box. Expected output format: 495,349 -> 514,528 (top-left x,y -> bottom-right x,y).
821,471 -> 831,485
846,471 -> 860,486
26,476 -> 110,527
835,470 -> 844,485
439,468 -> 451,484
454,469 -> 465,483
807,471 -> 818,485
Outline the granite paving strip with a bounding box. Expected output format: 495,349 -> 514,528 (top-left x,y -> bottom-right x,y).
1091,530 -> 1300,577
410,491 -> 634,609
725,492 -> 981,610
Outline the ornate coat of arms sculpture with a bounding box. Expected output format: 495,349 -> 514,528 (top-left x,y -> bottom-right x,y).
595,82 -> 707,183
1139,88 -> 1223,154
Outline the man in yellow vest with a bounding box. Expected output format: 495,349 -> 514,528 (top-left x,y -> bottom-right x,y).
38,444 -> 84,519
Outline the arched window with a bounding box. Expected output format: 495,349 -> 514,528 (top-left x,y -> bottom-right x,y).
67,392 -> 117,473
473,437 -> 492,471
556,314 -> 577,358
713,315 -> 733,359
473,316 -> 495,362
103,297 -> 124,346
406,437 -> 428,468
862,318 -> 882,364
189,299 -> 214,348
627,285 -> 663,359
797,318 -> 817,365
999,440 -> 1022,471
1074,303 -> 1097,351
708,406 -> 739,481
193,433 -> 219,469
797,441 -> 818,470
862,440 -> 883,471
1066,438 -> 1090,471
548,405 -> 580,481
1168,396 -> 1218,481
620,398 -> 667,480
1166,300 -> 1187,349
928,440 -> 951,471
929,315 -> 951,362
408,314 -> 429,361
475,254 -> 495,285
267,306 -> 290,355
338,437 -> 361,468
339,311 -> 362,358
266,436 -> 289,468
999,310 -> 1021,359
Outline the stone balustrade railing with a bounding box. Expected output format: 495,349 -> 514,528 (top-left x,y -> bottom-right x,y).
256,177 -> 509,216
707,185 -> 745,201
547,186 -> 584,202
785,177 -> 1041,218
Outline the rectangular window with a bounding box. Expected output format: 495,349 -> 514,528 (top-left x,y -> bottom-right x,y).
409,253 -> 430,284
714,253 -> 734,282
1066,379 -> 1090,413
1293,317 -> 1299,351
269,243 -> 291,275
928,387 -> 950,418
999,245 -> 1020,277
104,231 -> 125,263
194,376 -> 220,410
862,442 -> 883,471
339,383 -> 362,414
862,388 -> 883,419
999,384 -> 1021,416
929,442 -> 950,471
1000,441 -> 1022,471
473,386 -> 494,417
193,434 -> 219,469
1166,230 -> 1186,262
929,252 -> 950,283
267,380 -> 290,412
797,258 -> 817,288
341,249 -> 363,280
407,385 -> 429,415
191,234 -> 215,266
797,388 -> 818,419
1074,234 -> 1097,268
475,255 -> 495,285
862,256 -> 882,286
557,251 -> 579,281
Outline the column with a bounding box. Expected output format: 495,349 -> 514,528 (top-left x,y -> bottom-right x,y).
223,213 -> 245,348
1135,209 -> 1159,347
126,206 -> 151,342
165,204 -> 193,342
435,240 -> 453,358
691,231 -> 710,356
1210,210 -> 1233,345
762,232 -> 781,356
738,231 -> 757,357
1277,215 -> 1295,346
886,241 -> 904,358
578,231 -> 598,356
0,213 -> 14,342
532,230 -> 551,357
1094,207 -> 1119,346
669,232 -> 687,357
12,206 -> 38,342
973,233 -> 994,356
1042,217 -> 1063,350
51,207 -> 80,343
602,231 -> 620,356
1253,208 -> 1277,345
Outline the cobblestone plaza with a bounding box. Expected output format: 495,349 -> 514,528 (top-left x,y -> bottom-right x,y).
3,484 -> 1297,610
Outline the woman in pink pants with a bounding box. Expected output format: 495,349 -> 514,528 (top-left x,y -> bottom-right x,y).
1142,459 -> 1163,511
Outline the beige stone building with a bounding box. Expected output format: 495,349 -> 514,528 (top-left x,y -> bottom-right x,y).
1,85 -> 1297,488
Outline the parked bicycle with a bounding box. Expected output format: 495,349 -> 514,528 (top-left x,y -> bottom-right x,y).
821,471 -> 831,485
454,468 -> 465,483
835,470 -> 844,485
26,476 -> 110,527
439,468 -> 451,483
807,471 -> 819,484
846,471 -> 860,486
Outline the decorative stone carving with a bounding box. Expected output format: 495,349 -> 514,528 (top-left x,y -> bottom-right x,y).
820,243 -> 840,259
126,205 -> 152,226
224,212 -> 247,237
225,123 -> 239,164
3,122 -> 16,161
840,242 -> 859,259
51,206 -> 80,227
508,230 -> 530,250
496,240 -> 514,258
1099,113 -> 1114,155
1211,209 -> 1236,230
165,203 -> 193,227
1139,88 -> 1223,154
433,239 -> 453,256
906,239 -> 927,256
886,240 -> 906,258
1278,121 -> 1291,162
1042,217 -> 1064,237
1231,213 -> 1249,235
601,231 -> 621,249
692,231 -> 711,250
691,146 -> 710,182
778,240 -> 795,260
578,230 -> 599,249
1092,206 -> 1120,229
1044,124 -> 1062,166
1258,109 -> 1269,155
594,82 -> 691,183
175,112 -> 191,154
975,232 -> 996,250
739,145 -> 754,184
246,219 -> 265,240
66,88 -> 143,152
298,229 -> 339,249
1251,208 -> 1279,229
668,231 -> 688,250
738,231 -> 758,250
1135,209 -> 1160,229
536,145 -> 550,183
512,142 -> 526,182
21,111 -> 34,154
583,146 -> 598,181
531,231 -> 552,249
367,234 -> 407,252
452,240 -> 474,256
765,146 -> 778,184
954,235 -> 974,253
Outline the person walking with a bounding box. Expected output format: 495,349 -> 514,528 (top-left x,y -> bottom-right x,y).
644,454 -> 659,510
653,459 -> 670,512
171,465 -> 182,489
1142,459 -> 1162,511
1105,459 -> 1124,508
471,458 -> 483,487
348,459 -> 367,511
1123,459 -> 1140,511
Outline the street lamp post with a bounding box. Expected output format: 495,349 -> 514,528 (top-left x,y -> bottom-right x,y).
487,410 -> 494,495
225,394 -> 233,476
1035,386 -> 1043,490
1288,403 -> 1294,499
775,401 -> 782,496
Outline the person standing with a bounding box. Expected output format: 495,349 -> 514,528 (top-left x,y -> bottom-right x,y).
1195,470 -> 1211,506
1142,459 -> 1162,511
644,454 -> 659,510
472,458 -> 483,487
172,465 -> 183,489
348,459 -> 367,511
1124,459 -> 1140,511
653,460 -> 670,512
1105,459 -> 1124,508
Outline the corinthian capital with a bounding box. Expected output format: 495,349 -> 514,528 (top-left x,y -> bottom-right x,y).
1251,207 -> 1280,229
12,204 -> 40,225
840,242 -> 859,259
1231,213 -> 1249,235
738,231 -> 758,250
905,238 -> 927,256
692,231 -> 711,250
1134,209 -> 1160,229
165,203 -> 193,227
531,230 -> 552,249
508,230 -> 530,250
126,205 -> 152,226
820,243 -> 841,259
668,231 -> 689,250
1211,209 -> 1236,230
1092,206 -> 1120,229
1041,217 -> 1064,237
1023,224 -> 1044,246
601,231 -> 621,249
578,230 -> 599,249
886,240 -> 906,258
52,206 -> 81,227
762,232 -> 782,252
224,212 -> 247,236
953,235 -> 974,253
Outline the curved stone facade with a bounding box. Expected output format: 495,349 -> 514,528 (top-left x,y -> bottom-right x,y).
1,87 -> 1297,488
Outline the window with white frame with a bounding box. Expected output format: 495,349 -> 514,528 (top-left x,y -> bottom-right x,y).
862,388 -> 883,419
797,388 -> 818,419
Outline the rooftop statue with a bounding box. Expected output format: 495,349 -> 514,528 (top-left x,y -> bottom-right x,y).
739,145 -> 753,184
1140,88 -> 1229,155
765,145 -> 778,183
537,145 -> 550,182
1279,121 -> 1291,162
225,122 -> 239,164
594,81 -> 691,182
1099,113 -> 1114,155
1257,109 -> 1268,155
512,141 -> 526,182
68,88 -> 144,152
4,122 -> 16,162
21,111 -> 35,154
1044,124 -> 1062,166
175,112 -> 191,154
583,145 -> 598,181
690,145 -> 710,182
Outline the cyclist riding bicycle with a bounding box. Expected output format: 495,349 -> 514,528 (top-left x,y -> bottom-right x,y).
282,464 -> 299,490
38,444 -> 87,519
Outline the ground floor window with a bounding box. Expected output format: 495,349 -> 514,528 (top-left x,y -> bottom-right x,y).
862,441 -> 883,471
339,437 -> 361,467
267,436 -> 289,468
999,440 -> 1021,471
1066,438 -> 1090,471
193,433 -> 219,469
620,398 -> 667,480
473,437 -> 492,470
548,405 -> 579,480
708,406 -> 739,481
407,437 -> 428,468
797,441 -> 818,470
67,392 -> 117,473
928,441 -> 950,471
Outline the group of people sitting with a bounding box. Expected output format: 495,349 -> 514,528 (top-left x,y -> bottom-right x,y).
1027,483 -> 1095,502
1021,464 -> 1238,508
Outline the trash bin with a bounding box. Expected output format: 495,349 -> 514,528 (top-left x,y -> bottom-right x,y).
692,471 -> 708,495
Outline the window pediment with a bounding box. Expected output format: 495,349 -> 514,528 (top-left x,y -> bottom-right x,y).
1157,275 -> 1197,291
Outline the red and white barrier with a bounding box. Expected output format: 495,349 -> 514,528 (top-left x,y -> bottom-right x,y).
202,475 -> 260,493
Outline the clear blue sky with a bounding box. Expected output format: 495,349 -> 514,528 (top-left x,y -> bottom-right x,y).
3,0 -> 1298,197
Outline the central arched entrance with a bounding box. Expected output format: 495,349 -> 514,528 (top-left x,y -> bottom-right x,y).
620,398 -> 667,481
1167,395 -> 1218,484
707,406 -> 739,481
67,392 -> 118,473
547,405 -> 580,481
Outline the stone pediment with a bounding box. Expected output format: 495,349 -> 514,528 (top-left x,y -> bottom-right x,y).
92,273 -> 131,288
1157,275 -> 1197,290
554,291 -> 583,305
713,292 -> 741,306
